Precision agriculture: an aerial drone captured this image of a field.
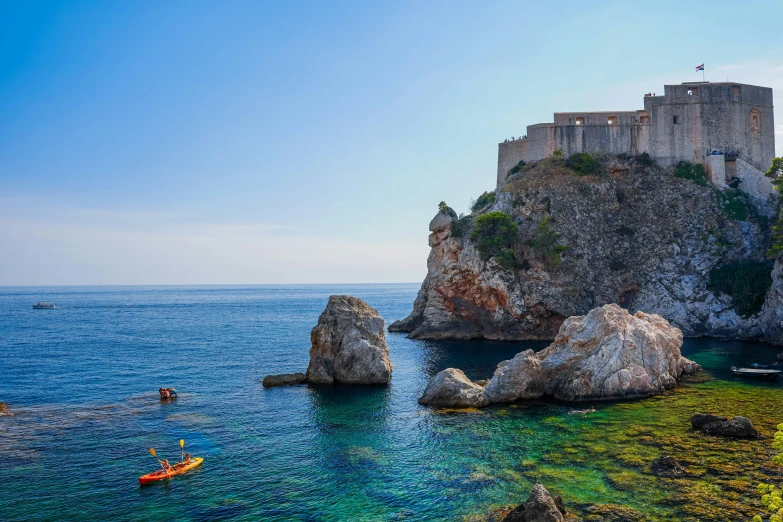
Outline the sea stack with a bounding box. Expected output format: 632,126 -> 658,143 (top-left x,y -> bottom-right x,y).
305,295 -> 392,385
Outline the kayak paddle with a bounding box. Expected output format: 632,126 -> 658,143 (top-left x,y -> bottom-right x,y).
149,447 -> 171,477
180,439 -> 185,462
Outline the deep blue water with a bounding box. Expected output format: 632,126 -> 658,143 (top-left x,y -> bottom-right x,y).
1,285 -> 782,521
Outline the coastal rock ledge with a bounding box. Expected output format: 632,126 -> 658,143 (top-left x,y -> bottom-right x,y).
419,304 -> 700,407
306,295 -> 392,385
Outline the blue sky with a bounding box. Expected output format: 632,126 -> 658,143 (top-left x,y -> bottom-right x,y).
2,0 -> 783,285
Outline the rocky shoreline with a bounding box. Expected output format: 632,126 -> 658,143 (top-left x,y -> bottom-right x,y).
419,304 -> 700,407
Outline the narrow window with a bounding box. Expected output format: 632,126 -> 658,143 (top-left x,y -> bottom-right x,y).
575,117 -> 584,126
732,85 -> 741,94
751,108 -> 761,132
673,115 -> 680,124
607,116 -> 617,125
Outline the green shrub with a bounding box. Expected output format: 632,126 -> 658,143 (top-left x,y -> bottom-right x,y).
768,212 -> 783,259
530,216 -> 569,266
565,152 -> 601,176
766,157 -> 783,178
438,201 -> 457,217
609,259 -> 626,271
716,189 -> 749,221
708,260 -> 773,317
616,225 -> 635,236
635,152 -> 655,166
470,212 -> 518,268
495,249 -> 515,270
674,161 -> 708,186
552,149 -> 564,161
450,214 -> 472,238
753,423 -> 783,522
471,191 -> 496,212
508,160 -> 526,176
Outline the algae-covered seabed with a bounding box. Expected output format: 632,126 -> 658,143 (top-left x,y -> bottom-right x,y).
452,375 -> 780,521
447,355 -> 783,521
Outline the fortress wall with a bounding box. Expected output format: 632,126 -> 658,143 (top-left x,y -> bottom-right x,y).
552,124 -> 637,157
497,125 -> 556,186
648,100 -> 703,167
735,157 -> 775,211
497,140 -> 529,186
554,111 -> 639,126
706,154 -> 726,186
648,83 -> 774,171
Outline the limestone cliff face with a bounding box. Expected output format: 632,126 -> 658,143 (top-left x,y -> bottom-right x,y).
391,157 -> 780,342
760,256 -> 783,345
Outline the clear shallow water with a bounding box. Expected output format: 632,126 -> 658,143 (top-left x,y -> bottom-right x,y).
1,285 -> 782,521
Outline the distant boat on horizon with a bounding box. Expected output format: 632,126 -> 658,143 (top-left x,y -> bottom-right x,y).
32,302 -> 55,309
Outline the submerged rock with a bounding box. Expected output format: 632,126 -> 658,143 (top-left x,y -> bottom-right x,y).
262,373 -> 306,387
691,413 -> 759,438
418,368 -> 485,407
500,484 -> 566,522
650,455 -> 686,477
306,295 -> 392,385
580,504 -> 648,521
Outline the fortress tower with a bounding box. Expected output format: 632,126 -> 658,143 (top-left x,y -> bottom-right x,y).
497,82 -> 775,197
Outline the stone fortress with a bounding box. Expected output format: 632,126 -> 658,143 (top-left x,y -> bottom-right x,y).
497,82 -> 776,202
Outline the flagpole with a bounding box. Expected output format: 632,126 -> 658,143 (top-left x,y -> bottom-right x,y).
703,64 -> 705,82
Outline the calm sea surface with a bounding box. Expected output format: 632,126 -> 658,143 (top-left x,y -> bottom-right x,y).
1,285 -> 782,521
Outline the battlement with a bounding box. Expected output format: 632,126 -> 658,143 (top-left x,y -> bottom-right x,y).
497,81 -> 776,193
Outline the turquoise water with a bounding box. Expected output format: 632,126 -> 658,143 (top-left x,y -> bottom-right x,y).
1,285 -> 783,521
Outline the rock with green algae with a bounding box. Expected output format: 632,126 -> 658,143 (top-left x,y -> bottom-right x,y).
500,483 -> 567,521
690,413 -> 759,438
580,504 -> 648,521
650,456 -> 686,477
0,402 -> 8,415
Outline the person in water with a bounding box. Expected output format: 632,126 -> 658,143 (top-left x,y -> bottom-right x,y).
159,387 -> 178,399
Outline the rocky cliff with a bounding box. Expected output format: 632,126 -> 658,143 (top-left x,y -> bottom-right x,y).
391,156 -> 782,342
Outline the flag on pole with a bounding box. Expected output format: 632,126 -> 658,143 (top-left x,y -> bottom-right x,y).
695,64 -> 704,71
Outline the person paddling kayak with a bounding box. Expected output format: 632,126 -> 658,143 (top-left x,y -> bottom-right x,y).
140,442 -> 202,485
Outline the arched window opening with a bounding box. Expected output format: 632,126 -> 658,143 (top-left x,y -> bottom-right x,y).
607,116 -> 617,125
640,115 -> 649,124
575,117 -> 584,126
687,88 -> 697,96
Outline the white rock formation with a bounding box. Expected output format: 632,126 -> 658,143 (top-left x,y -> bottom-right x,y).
418,368 -> 485,407
418,304 -> 700,407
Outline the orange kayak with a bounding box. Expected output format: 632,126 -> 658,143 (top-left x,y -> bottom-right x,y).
138,457 -> 203,485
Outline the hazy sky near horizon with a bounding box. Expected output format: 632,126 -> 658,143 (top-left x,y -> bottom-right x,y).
2,0 -> 783,285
